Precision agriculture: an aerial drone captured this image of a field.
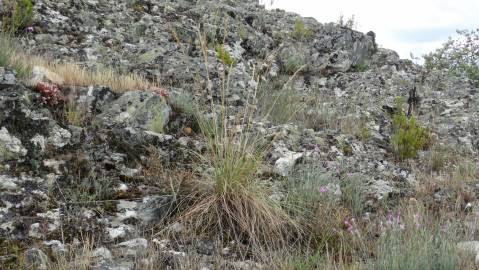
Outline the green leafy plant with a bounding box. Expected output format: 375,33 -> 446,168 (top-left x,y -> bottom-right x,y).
215,44 -> 236,66
390,97 -> 430,160
2,0 -> 34,33
424,29 -> 479,87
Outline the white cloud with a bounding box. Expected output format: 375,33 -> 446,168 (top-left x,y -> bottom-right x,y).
261,0 -> 479,59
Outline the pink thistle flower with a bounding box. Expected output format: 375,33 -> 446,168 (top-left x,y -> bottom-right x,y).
319,186 -> 329,193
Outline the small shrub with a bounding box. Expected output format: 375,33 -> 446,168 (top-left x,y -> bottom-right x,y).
340,141 -> 353,156
357,126 -> 372,141
292,19 -> 313,40
355,61 -> 369,72
424,29 -> 479,87
1,0 -> 34,33
215,44 -> 236,66
131,0 -> 145,12
390,97 -> 430,160
35,82 -> 65,106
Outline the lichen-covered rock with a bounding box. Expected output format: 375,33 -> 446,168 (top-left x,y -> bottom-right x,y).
95,91 -> 171,133
0,67 -> 16,90
0,127 -> 27,162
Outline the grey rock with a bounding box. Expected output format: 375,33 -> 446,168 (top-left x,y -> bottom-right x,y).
0,127 -> 27,162
96,91 -> 171,132
0,67 -> 16,90
274,152 -> 303,177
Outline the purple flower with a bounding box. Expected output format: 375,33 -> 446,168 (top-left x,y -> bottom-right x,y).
26,26 -> 34,33
319,186 -> 329,193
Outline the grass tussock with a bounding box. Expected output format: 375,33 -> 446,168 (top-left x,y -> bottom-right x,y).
0,33 -> 156,92
176,113 -> 298,250
168,29 -> 299,251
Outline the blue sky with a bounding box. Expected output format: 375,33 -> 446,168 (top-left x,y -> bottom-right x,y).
261,0 -> 479,61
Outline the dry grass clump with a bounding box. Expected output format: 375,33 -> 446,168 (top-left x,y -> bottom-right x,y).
44,62 -> 154,92
175,112 -> 298,250
162,29 -> 300,252
0,33 -> 156,92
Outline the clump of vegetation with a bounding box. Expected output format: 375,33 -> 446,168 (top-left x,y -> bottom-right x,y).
283,56 -> 303,75
0,33 -> 157,92
171,30 -> 297,250
215,44 -> 236,66
424,29 -> 479,87
390,97 -> 430,160
286,165 -> 363,260
292,19 -> 313,40
259,81 -> 304,125
340,140 -> 354,156
355,61 -> 369,72
147,103 -> 168,134
337,14 -> 358,29
64,101 -> 87,126
1,0 -> 34,33
0,33 -> 32,77
131,0 -> 145,12
370,207 -> 460,270
341,174 -> 366,216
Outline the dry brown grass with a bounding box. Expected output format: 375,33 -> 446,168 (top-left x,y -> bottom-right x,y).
1,33 -> 157,92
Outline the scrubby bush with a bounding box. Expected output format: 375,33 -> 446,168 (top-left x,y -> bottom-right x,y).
1,0 -> 34,33
424,29 -> 479,87
390,97 -> 430,160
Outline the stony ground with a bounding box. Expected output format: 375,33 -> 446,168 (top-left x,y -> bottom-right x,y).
1,0 -> 479,269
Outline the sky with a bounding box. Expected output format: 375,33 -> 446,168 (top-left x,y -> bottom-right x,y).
260,0 -> 479,61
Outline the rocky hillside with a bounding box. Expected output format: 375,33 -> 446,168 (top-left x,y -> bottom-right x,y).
1,0 -> 479,269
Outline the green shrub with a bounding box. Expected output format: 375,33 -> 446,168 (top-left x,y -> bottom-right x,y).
215,44 -> 236,66
2,0 -> 33,33
390,97 -> 430,160
424,29 -> 479,87
292,19 -> 313,40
